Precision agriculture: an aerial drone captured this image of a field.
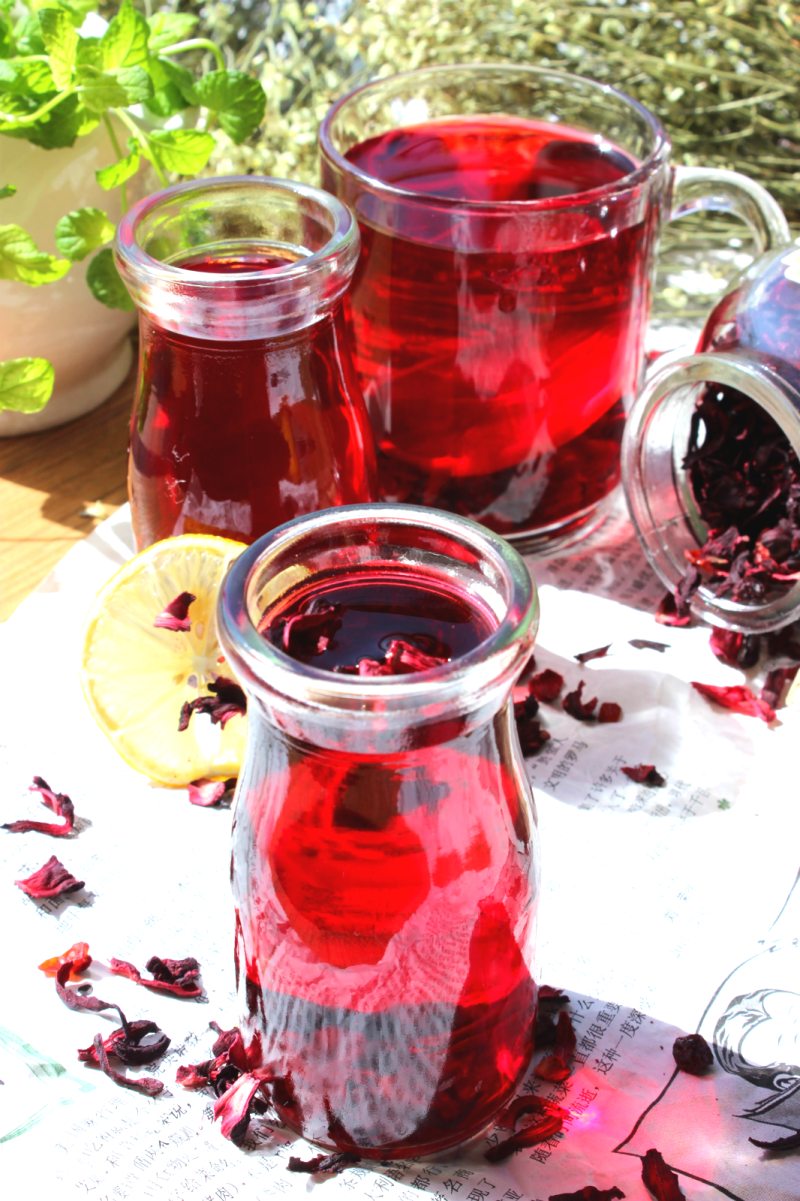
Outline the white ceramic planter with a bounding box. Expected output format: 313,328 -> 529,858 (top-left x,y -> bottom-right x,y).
0,119 -> 141,436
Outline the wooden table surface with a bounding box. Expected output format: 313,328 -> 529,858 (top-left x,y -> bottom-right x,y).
0,354 -> 135,623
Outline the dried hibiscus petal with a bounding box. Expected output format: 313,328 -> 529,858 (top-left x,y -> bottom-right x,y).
3,776 -> 76,837
92,1032 -> 164,1096
213,1068 -> 273,1145
55,961 -> 126,1025
287,1152 -> 362,1174
549,1190 -> 625,1201
691,681 -> 775,722
529,669 -> 564,703
79,1019 -> 170,1067
598,702 -> 622,723
496,1095 -> 570,1131
539,985 -> 569,1001
386,638 -> 448,673
629,640 -> 668,652
535,1009 -> 576,1082
672,1033 -> 713,1075
154,591 -> 196,632
575,644 -> 611,664
641,1148 -> 686,1201
563,681 -> 597,720
485,1113 -> 564,1162
187,777 -> 237,807
760,666 -> 798,711
38,941 -> 91,978
179,677 -> 246,732
749,1129 -> 800,1151
708,628 -> 760,668
655,592 -> 691,628
261,598 -> 342,657
16,855 -> 84,898
514,702 -> 550,756
621,765 -> 665,787
110,955 -> 202,998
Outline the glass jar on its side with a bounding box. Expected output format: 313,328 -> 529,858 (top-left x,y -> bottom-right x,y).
623,243 -> 800,633
217,503 -> 540,1159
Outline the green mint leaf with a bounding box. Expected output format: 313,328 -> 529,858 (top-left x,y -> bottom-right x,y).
14,14 -> 46,57
146,12 -> 198,52
193,70 -> 266,144
54,0 -> 97,29
114,64 -> 153,104
0,57 -> 57,97
75,35 -> 104,68
2,92 -> 88,149
38,6 -> 78,90
148,55 -> 195,105
0,14 -> 12,59
144,80 -> 188,119
144,128 -> 215,175
0,184 -> 16,199
0,356 -> 54,413
99,0 -> 149,70
75,63 -> 152,112
86,246 -> 133,310
55,206 -> 115,261
95,149 -> 139,190
0,223 -> 70,285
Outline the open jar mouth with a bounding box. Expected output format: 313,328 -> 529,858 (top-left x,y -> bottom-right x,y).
115,175 -> 360,339
319,62 -> 670,213
218,503 -> 538,716
623,350 -> 800,633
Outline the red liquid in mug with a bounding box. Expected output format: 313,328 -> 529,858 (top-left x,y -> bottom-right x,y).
235,571 -> 537,1155
129,252 -> 375,548
342,117 -> 647,535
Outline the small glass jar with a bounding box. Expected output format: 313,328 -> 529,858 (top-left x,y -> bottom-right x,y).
217,503 -> 540,1159
623,243 -> 800,633
115,177 -> 376,550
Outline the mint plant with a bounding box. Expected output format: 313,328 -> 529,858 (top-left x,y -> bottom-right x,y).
0,0 -> 266,413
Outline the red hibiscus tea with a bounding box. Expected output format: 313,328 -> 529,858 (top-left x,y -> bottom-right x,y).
219,505 -> 540,1157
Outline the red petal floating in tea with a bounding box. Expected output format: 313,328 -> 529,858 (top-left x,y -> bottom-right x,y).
261,598 -> 342,657
109,955 -> 202,998
79,1019 -> 170,1067
672,1033 -> 714,1075
641,1148 -> 686,1201
529,669 -> 564,703
621,765 -> 665,786
213,1068 -> 273,1145
385,638 -> 448,673
187,777 -> 237,807
598,702 -> 622,723
760,666 -> 798,711
485,1112 -> 564,1162
356,657 -> 394,676
16,855 -> 84,898
749,1129 -> 800,1150
4,776 -> 76,836
549,1190 -> 626,1201
287,1152 -> 362,1174
92,1032 -> 164,1096
179,677 -> 247,732
153,591 -> 196,631
38,941 -> 91,978
655,592 -> 692,627
55,961 -> 126,1025
563,681 -> 597,720
691,681 -> 775,722
575,644 -> 611,664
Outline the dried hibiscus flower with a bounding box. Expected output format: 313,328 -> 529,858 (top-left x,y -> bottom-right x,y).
154,591 -> 196,632
691,681 -> 775,722
760,666 -> 798,711
55,961 -> 125,1025
38,941 -> 91,978
262,598 -> 342,657
110,955 -> 202,998
598,702 -> 622,723
621,765 -> 666,787
563,681 -> 597,720
641,1148 -> 686,1201
529,669 -> 564,703
549,1190 -> 625,1201
575,644 -> 611,664
187,777 -> 237,807
535,1009 -> 576,1082
178,677 -> 246,732
496,1095 -> 569,1131
514,696 -> 551,757
672,1033 -> 713,1075
79,1019 -> 170,1067
92,1032 -> 164,1096
629,639 -> 668,652
3,776 -> 76,837
176,1021 -> 248,1096
708,628 -> 760,669
213,1067 -> 273,1145
655,592 -> 692,628
485,1112 -> 564,1162
287,1152 -> 362,1174
16,855 -> 84,898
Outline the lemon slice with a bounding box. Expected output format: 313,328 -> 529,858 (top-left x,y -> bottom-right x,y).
80,534 -> 248,786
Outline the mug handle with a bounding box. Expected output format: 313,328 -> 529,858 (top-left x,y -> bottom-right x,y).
670,165 -> 791,254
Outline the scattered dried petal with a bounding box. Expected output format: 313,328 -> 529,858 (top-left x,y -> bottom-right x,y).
535,1009 -> 576,1082
3,777 -> 76,837
672,1033 -> 713,1075
691,681 -> 775,722
549,1190 -> 625,1201
598,702 -> 622,723
629,640 -> 668,652
154,591 -> 196,632
187,778 -> 237,807
485,1113 -> 564,1162
514,700 -> 551,756
496,1095 -> 570,1130
708,628 -> 760,668
287,1152 -> 362,1174
529,669 -> 564,703
539,985 -> 569,1001
110,955 -> 202,998
575,644 -> 611,664
749,1129 -> 800,1151
563,681 -> 597,720
621,765 -> 666,786
79,1020 -> 170,1067
641,1148 -> 686,1201
213,1068 -> 273,1145
38,941 -> 91,979
92,1032 -> 164,1096
655,592 -> 691,627
179,677 -> 247,732
55,961 -> 126,1025
760,666 -> 798,711
16,855 -> 84,898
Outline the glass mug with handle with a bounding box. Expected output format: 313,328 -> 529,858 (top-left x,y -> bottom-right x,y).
319,64 -> 790,556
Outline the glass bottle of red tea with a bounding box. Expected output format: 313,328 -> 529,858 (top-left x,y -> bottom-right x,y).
217,503 -> 540,1158
623,243 -> 800,633
115,177 -> 376,550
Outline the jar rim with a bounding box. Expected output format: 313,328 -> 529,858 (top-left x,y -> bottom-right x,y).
319,62 -> 671,214
217,503 -> 539,714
